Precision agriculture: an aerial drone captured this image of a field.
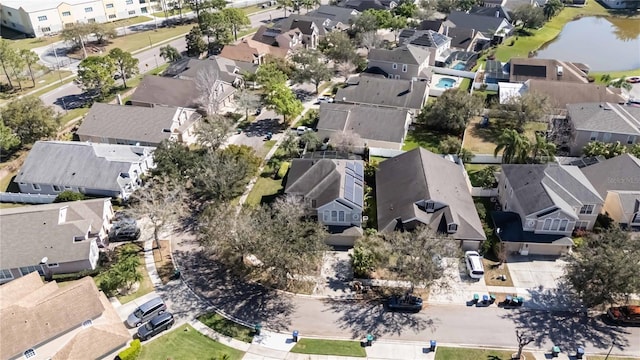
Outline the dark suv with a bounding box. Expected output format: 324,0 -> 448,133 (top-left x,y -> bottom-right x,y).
137,312 -> 175,341
109,226 -> 140,242
387,295 -> 423,312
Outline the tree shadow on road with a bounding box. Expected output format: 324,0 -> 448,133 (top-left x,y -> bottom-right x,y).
320,298 -> 438,339
173,249 -> 294,331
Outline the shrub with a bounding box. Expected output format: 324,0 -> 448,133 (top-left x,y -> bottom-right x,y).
117,339 -> 141,360
276,161 -> 290,179
438,136 -> 461,154
53,190 -> 86,203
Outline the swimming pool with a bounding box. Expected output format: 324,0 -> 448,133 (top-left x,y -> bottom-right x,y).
435,77 -> 457,89
452,62 -> 466,70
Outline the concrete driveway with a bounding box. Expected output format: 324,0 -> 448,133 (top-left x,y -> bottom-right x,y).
507,255 -> 566,290
428,258 -> 491,305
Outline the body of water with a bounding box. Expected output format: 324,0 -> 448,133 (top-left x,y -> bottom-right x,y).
535,16 -> 640,72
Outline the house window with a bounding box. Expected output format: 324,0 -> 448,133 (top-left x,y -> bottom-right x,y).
126,0 -> 134,3
388,74 -> 393,79
426,201 -> 434,211
41,27 -> 51,32
402,64 -> 407,72
87,18 -> 96,23
19,266 -> 43,276
64,185 -> 72,190
38,15 -> 48,21
543,218 -> 552,231
575,220 -> 589,229
47,263 -> 59,268
331,210 -> 338,222
559,219 -> 568,232
128,10 -> 136,15
338,211 -> 345,222
323,210 -> 329,222
106,3 -> 114,8
62,11 -> 71,16
628,135 -> 636,145
24,349 -> 36,359
85,7 -> 93,12
580,204 -> 594,215
448,224 -> 458,232
602,132 -> 612,142
53,185 -> 61,192
32,184 -> 41,190
392,63 -> 397,69
0,269 -> 13,281
395,75 -> 400,79
108,14 -> 117,19
141,7 -> 148,13
7,11 -> 12,16
632,213 -> 639,224
551,219 -> 560,230
590,131 -> 599,141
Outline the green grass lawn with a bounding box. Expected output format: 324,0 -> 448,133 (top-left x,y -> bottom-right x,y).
403,128 -> 445,152
197,313 -> 255,343
242,5 -> 267,14
245,174 -> 283,207
237,27 -> 259,39
94,243 -> 154,304
290,338 -> 366,357
107,23 -> 194,53
138,324 -> 245,360
589,356 -> 640,360
6,35 -> 62,51
435,347 -> 533,360
110,15 -> 153,27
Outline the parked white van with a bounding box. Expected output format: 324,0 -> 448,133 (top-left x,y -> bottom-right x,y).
464,251 -> 485,280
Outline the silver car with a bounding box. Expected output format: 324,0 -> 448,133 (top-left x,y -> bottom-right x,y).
126,297 -> 167,327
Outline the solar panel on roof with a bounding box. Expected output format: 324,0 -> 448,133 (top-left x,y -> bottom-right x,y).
353,162 -> 364,180
353,184 -> 364,207
346,162 -> 354,171
345,174 -> 355,202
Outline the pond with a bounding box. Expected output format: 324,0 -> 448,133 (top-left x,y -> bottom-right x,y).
535,16 -> 640,72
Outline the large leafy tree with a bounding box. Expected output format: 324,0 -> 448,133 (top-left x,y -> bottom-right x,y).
352,11 -> 380,34
0,39 -> 16,89
266,83 -> 304,124
185,26 -> 208,57
108,48 -> 139,88
256,62 -> 288,92
494,129 -> 530,164
499,92 -> 551,132
60,22 -> 92,50
291,49 -> 332,94
221,8 -> 250,41
202,11 -> 233,45
90,22 -> 117,44
151,140 -> 202,179
543,0 -> 563,19
1,96 -> 60,145
319,31 -> 357,64
77,55 -> 116,99
564,227 -> 640,308
0,119 -> 20,153
394,1 -> 418,18
512,4 -> 545,30
418,89 -> 483,135
277,0 -> 295,17
8,54 -> 25,90
20,49 -> 40,87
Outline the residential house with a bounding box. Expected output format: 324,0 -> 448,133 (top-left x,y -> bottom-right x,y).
367,44 -> 430,80
504,0 -> 547,13
444,26 -> 490,52
376,148 -> 487,249
77,103 -> 202,147
130,75 -> 235,110
306,5 -> 360,31
479,0 -> 507,7
0,272 -> 129,360
317,103 -> 412,151
445,11 -> 514,43
419,19 -> 445,32
1,0 -> 157,37
165,56 -> 254,87
220,38 -> 283,64
469,5 -> 511,21
335,75 -> 429,114
581,154 -> 640,230
599,0 -> 640,9
497,79 -> 625,108
493,163 -> 604,255
508,58 -> 590,83
251,26 -> 306,54
276,14 -> 326,48
398,29 -> 452,66
0,198 -> 114,284
284,159 -> 365,246
15,141 -> 155,200
565,102 -> 640,156
339,0 -> 397,11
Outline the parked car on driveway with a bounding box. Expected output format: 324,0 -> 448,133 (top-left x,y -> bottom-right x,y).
607,305 -> 640,326
465,251 -> 484,280
315,96 -> 334,104
109,225 -> 141,242
127,297 -> 167,327
387,295 -> 423,312
137,312 -> 175,341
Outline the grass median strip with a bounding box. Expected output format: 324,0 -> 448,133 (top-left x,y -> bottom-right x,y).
290,338 -> 367,357
197,312 -> 255,343
434,347 -> 533,360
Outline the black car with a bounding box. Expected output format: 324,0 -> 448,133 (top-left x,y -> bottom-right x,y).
109,225 -> 141,242
387,295 -> 423,312
137,312 -> 175,341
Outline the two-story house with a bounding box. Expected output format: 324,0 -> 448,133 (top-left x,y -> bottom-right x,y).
565,102 -> 640,156
398,29 -> 452,66
0,273 -> 129,360
251,26 -> 307,54
0,198 -> 114,284
581,154 -> 640,231
285,159 -> 365,246
494,163 -> 604,255
15,141 -> 155,200
275,15 -> 324,48
446,11 -> 514,44
77,103 -> 202,147
367,44 -> 431,80
339,0 -> 397,11
376,148 -> 487,250
306,5 -> 360,31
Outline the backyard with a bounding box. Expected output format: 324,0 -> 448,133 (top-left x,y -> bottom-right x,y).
138,324 -> 245,360
402,126 -> 444,152
462,118 -> 548,156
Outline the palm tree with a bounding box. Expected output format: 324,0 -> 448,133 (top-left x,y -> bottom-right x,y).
494,129 -> 530,164
277,0 -> 294,17
543,0 -> 563,20
609,77 -> 632,91
530,134 -> 556,163
159,45 -> 182,63
20,49 -> 40,87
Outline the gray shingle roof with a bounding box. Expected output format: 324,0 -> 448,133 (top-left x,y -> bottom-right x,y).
502,163 -> 603,216
307,5 -> 360,26
318,103 -> 409,144
335,75 -> 428,110
0,199 -> 109,269
469,5 -> 511,21
523,80 -> 624,109
580,154 -> 640,197
340,0 -> 390,11
277,15 -> 327,36
15,141 -> 154,192
165,57 -> 240,84
131,75 -> 198,108
368,44 -> 430,65
446,11 -> 510,36
376,148 -> 486,241
567,102 -> 640,135
76,103 -> 179,145
399,29 -> 451,49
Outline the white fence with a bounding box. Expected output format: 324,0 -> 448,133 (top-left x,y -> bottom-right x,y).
471,187 -> 498,197
0,193 -> 57,204
431,67 -> 477,79
369,147 -> 405,158
468,154 -> 503,164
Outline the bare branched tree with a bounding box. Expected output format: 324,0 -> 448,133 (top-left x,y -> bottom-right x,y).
196,114 -> 233,150
196,69 -> 223,116
360,31 -> 382,50
330,130 -> 363,153
235,88 -> 261,120
335,61 -> 356,81
515,329 -> 535,360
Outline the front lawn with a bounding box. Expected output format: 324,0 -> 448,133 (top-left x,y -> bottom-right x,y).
402,128 -> 444,152
197,313 -> 255,343
435,347 -> 532,360
138,324 -> 245,360
290,338 -> 366,357
482,258 -> 514,287
245,173 -> 283,207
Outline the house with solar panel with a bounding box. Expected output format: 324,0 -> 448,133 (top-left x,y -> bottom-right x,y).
398,29 -> 452,67
284,159 -> 365,246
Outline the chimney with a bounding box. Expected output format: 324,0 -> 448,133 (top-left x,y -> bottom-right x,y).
445,25 -> 449,37
409,78 -> 414,92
